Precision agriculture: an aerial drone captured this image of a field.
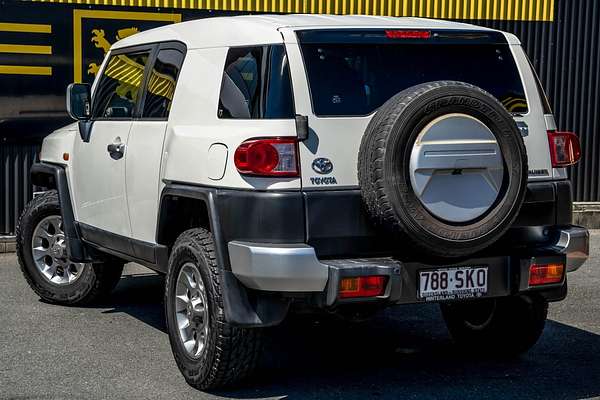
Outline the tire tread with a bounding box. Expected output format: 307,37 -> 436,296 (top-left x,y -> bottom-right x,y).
16,190 -> 123,305
166,228 -> 263,390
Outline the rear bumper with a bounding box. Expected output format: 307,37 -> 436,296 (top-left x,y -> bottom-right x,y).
547,226 -> 589,272
228,225 -> 589,305
227,242 -> 329,292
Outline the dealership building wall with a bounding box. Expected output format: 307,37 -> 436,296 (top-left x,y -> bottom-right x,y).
1,0 -> 598,235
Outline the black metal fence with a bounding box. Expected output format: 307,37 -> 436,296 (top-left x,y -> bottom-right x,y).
0,138 -> 40,236
0,119 -> 66,235
476,0 -> 600,202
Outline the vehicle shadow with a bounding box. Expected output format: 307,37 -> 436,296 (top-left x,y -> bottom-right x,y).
101,271 -> 600,400
97,271 -> 167,332
226,313 -> 600,400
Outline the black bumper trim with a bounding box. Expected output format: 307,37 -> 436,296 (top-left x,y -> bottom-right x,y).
304,180 -> 573,258
322,252 -> 567,309
158,180 -> 572,327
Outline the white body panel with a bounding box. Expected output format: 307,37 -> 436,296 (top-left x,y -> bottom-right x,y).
39,123 -> 78,165
510,45 -> 555,181
162,48 -> 300,191
126,121 -> 168,243
70,121 -> 131,236
113,15 -> 502,51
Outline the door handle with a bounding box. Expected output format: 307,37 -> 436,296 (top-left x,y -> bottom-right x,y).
107,141 -> 126,160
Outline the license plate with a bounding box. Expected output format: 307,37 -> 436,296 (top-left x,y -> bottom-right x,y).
418,266 -> 488,301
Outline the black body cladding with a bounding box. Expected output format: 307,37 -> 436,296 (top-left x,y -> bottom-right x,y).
31,161 -> 572,267
30,163 -> 90,263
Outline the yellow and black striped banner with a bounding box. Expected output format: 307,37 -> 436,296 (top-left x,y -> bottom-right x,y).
30,0 -> 554,21
0,21 -> 53,75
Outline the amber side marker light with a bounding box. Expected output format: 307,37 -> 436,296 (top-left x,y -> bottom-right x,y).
529,263 -> 565,286
339,276 -> 387,298
62,153 -> 69,161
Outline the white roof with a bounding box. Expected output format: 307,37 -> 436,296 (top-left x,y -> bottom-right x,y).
113,14 -> 517,50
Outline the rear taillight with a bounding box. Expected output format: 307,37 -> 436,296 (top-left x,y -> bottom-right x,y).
547,131 -> 581,167
385,30 -> 431,39
234,137 -> 299,177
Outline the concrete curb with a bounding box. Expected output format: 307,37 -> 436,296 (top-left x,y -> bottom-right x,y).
573,202 -> 600,230
0,236 -> 16,254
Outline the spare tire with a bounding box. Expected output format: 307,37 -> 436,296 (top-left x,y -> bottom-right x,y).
358,81 -> 527,258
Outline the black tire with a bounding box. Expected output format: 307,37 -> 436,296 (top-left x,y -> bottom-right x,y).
358,81 -> 528,258
165,228 -> 263,390
16,190 -> 124,305
440,295 -> 548,357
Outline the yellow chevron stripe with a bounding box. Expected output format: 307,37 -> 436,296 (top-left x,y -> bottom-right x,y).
0,44 -> 52,54
0,65 -> 52,75
0,22 -> 52,33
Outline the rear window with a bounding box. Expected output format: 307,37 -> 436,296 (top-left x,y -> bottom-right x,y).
218,45 -> 295,119
298,30 -> 528,117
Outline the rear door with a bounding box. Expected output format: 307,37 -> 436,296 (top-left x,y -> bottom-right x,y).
283,28 -> 553,190
126,42 -> 186,245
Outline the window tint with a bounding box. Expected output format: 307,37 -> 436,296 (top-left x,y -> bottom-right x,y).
218,45 -> 295,119
142,48 -> 185,119
298,31 -> 528,116
93,51 -> 150,119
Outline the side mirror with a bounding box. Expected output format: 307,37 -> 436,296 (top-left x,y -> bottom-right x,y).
66,83 -> 93,142
66,83 -> 91,121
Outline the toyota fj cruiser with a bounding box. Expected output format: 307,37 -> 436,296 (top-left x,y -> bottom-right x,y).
17,15 -> 589,389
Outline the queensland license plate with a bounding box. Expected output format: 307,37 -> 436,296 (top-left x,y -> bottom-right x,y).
418,266 -> 488,301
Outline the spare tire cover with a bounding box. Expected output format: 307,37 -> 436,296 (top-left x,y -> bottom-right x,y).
358,81 -> 528,258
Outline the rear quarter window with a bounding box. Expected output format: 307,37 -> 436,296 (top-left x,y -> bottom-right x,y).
218,45 -> 295,119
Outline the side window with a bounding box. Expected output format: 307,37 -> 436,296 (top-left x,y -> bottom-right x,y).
142,48 -> 185,119
218,45 -> 295,119
92,51 -> 150,119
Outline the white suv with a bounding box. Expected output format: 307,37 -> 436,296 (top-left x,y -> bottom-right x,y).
17,15 -> 589,389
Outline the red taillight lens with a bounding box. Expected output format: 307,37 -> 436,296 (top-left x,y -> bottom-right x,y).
385,30 -> 431,39
529,263 -> 565,286
339,276 -> 388,299
548,131 -> 581,167
234,138 -> 299,177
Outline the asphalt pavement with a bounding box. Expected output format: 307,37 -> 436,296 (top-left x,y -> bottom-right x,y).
1,232 -> 600,400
